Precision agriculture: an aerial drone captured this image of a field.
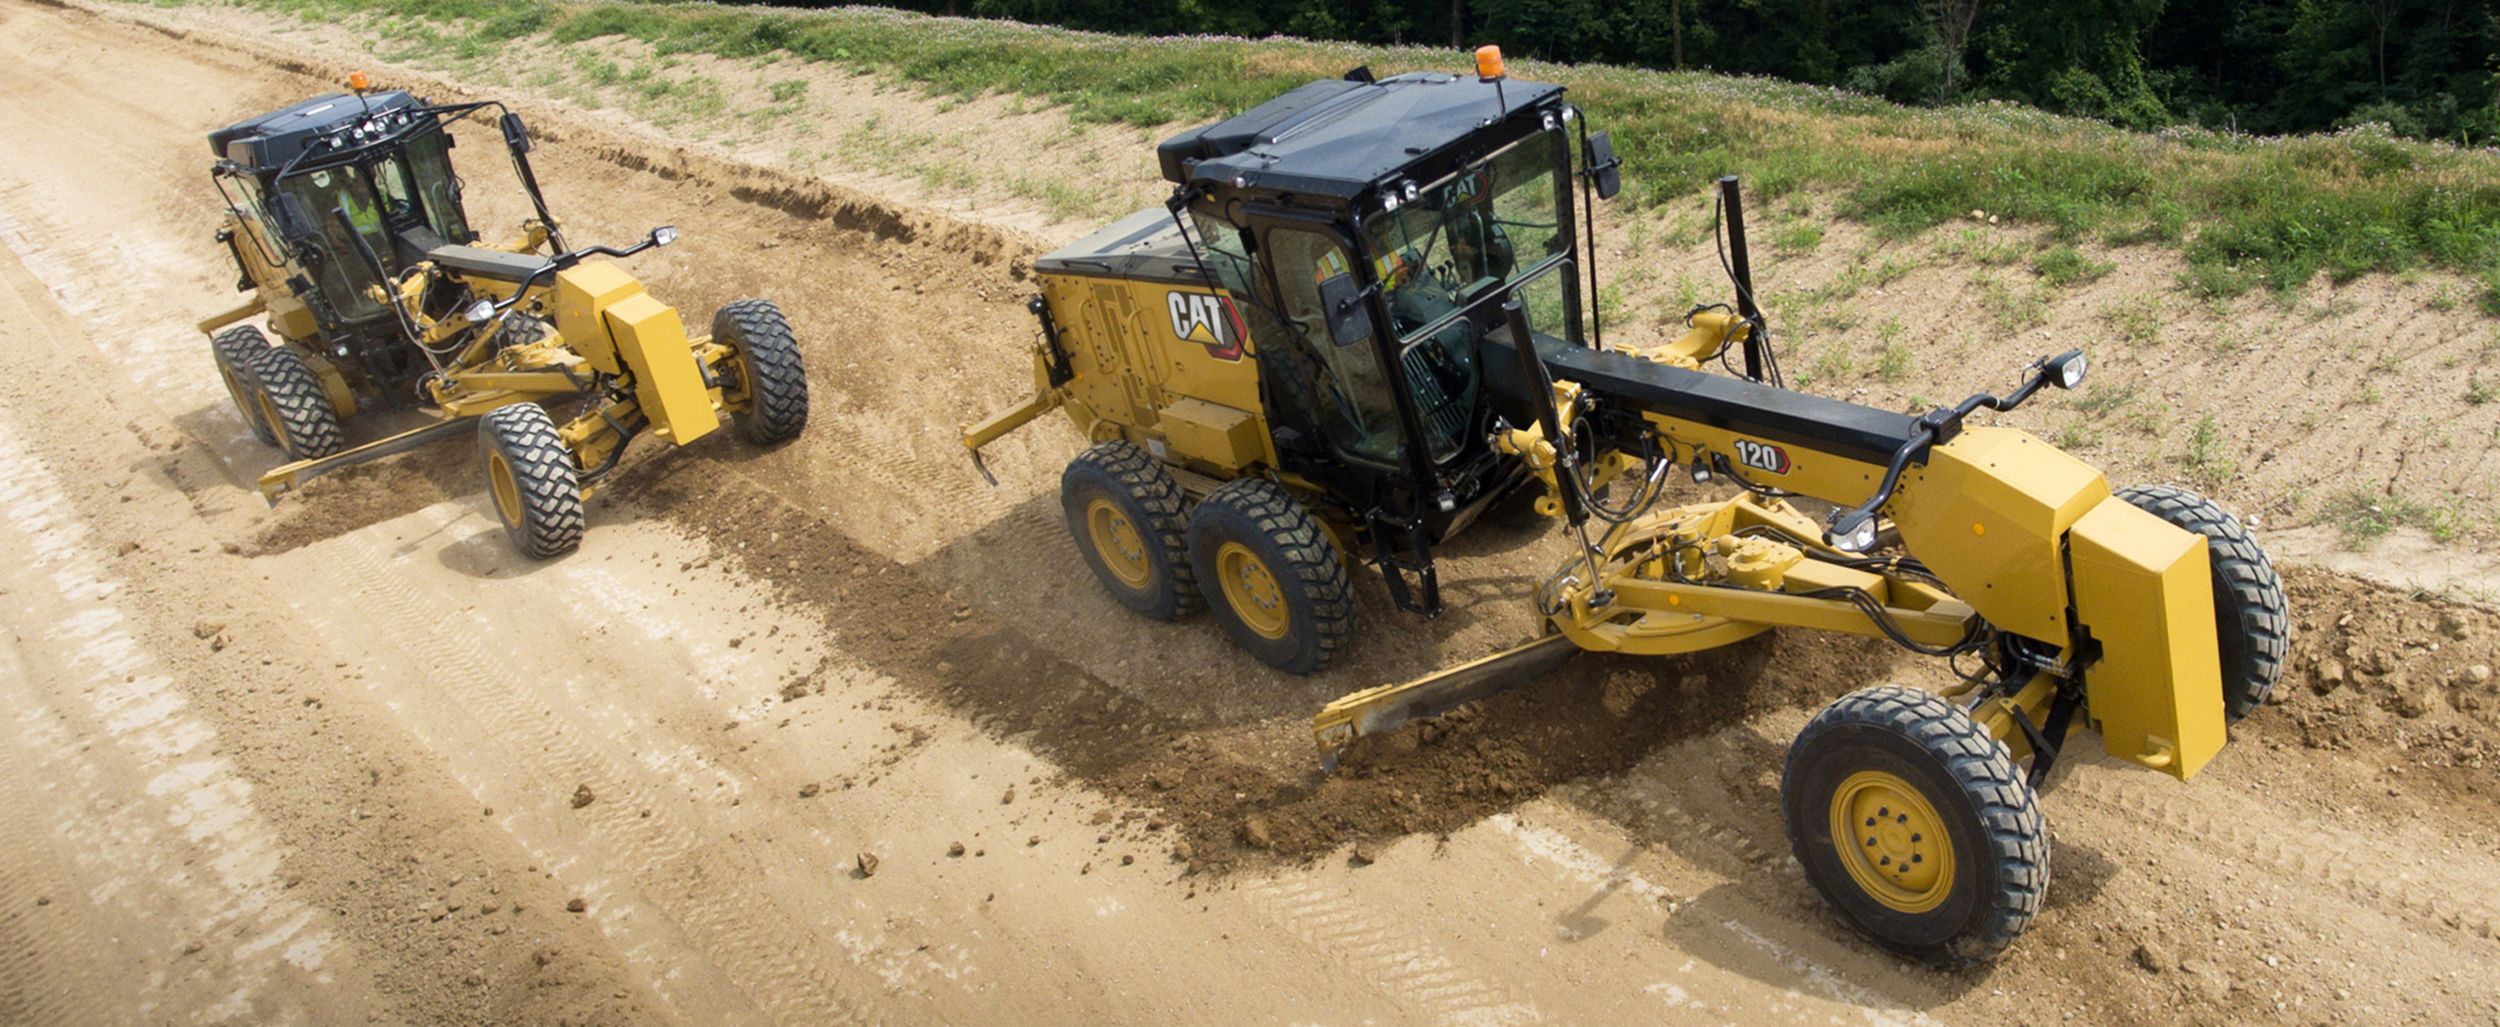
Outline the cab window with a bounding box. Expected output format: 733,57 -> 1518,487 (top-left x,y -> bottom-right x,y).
279,165 -> 391,321
401,129 -> 470,242
1262,227 -> 1402,464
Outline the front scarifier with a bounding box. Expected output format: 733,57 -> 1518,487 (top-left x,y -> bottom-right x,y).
192,73 -> 810,557
962,46 -> 2284,963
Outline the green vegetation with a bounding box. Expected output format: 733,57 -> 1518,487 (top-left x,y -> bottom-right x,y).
167,0 -> 2500,308
1975,272 -> 2048,330
2103,292 -> 2164,345
2323,489 -> 2465,547
2031,245 -> 2114,287
2183,413 -> 2236,482
851,1 -> 2500,149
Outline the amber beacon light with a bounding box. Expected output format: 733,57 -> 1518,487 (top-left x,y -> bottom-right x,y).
1475,45 -> 1505,82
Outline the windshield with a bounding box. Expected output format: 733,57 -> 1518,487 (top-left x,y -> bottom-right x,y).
280,164 -> 393,322
1361,129 -> 1573,348
1361,128 -> 1576,462
400,128 -> 470,243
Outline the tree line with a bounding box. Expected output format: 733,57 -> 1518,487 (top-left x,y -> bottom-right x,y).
845,0 -> 2500,143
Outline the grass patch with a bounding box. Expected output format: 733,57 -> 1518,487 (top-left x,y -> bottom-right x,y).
2031,245 -> 2114,287
141,0 -> 2500,294
2322,489 -> 2464,546
1770,221 -> 1825,254
2103,292 -> 2164,345
2183,414 -> 2236,482
1976,273 -> 2049,330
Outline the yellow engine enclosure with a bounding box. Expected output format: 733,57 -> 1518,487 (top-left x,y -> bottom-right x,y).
1038,271 -> 1273,477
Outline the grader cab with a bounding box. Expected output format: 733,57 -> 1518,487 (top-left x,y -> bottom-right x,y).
196,78 -> 808,557
966,49 -> 2288,965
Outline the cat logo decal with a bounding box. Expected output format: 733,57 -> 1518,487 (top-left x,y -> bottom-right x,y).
1167,291 -> 1243,361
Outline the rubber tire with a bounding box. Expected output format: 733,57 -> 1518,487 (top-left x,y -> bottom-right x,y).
1782,685 -> 2048,968
714,299 -> 809,446
210,324 -> 277,447
1060,441 -> 1199,621
247,345 -> 346,460
2114,484 -> 2289,722
1187,478 -> 1353,674
477,404 -> 584,560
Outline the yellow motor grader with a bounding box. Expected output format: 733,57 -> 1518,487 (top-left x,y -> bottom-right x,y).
196,77 -> 808,556
966,49 -> 2287,964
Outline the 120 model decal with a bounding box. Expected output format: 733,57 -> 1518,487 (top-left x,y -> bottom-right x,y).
1733,438 -> 1791,475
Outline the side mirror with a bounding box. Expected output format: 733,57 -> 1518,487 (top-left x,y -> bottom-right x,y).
499,112 -> 532,155
1317,272 -> 1374,348
1584,131 -> 1622,201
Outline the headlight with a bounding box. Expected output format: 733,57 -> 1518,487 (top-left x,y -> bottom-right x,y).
1828,511 -> 1879,553
2043,349 -> 2088,390
465,299 -> 496,324
653,225 -> 678,247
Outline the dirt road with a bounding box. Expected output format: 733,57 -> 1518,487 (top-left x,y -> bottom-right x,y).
1,1 -> 2496,1023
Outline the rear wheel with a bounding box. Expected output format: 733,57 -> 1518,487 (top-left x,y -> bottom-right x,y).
209,325 -> 276,446
1187,478 -> 1353,674
2114,484 -> 2288,722
477,404 -> 584,559
247,345 -> 346,460
714,299 -> 809,446
1061,441 -> 1197,621
1782,685 -> 2047,967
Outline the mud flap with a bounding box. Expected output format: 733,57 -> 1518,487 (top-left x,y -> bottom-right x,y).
1313,632 -> 1580,769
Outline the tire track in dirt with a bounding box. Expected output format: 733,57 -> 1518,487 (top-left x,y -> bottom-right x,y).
0,415 -> 364,1025
306,530 -> 883,1025
0,688 -> 117,1027
2058,757 -> 2500,941
1246,876 -> 1544,1025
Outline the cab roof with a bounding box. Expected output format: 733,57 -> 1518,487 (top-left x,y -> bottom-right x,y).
208,90 -> 424,172
1157,71 -> 1564,203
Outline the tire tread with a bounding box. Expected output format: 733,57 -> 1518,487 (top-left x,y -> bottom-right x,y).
715,299 -> 809,445
1785,685 -> 2047,967
2114,484 -> 2289,721
480,404 -> 584,559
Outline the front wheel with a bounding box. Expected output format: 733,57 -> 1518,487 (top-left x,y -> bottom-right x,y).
1782,685 -> 2048,967
1186,478 -> 1353,674
2114,484 -> 2288,722
477,404 -> 584,559
713,299 -> 809,446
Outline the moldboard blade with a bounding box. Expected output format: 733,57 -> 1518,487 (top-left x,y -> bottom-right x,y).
1314,632 -> 1580,769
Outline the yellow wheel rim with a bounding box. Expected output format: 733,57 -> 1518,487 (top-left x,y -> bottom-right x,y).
220,366 -> 257,423
1084,498 -> 1152,590
1216,541 -> 1290,640
1828,770 -> 1955,914
487,450 -> 523,527
253,391 -> 286,447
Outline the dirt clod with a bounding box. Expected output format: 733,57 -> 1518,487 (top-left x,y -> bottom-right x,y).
564,898 -> 586,913
797,782 -> 822,799
2133,941 -> 2169,973
948,841 -> 966,857
570,784 -> 596,809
